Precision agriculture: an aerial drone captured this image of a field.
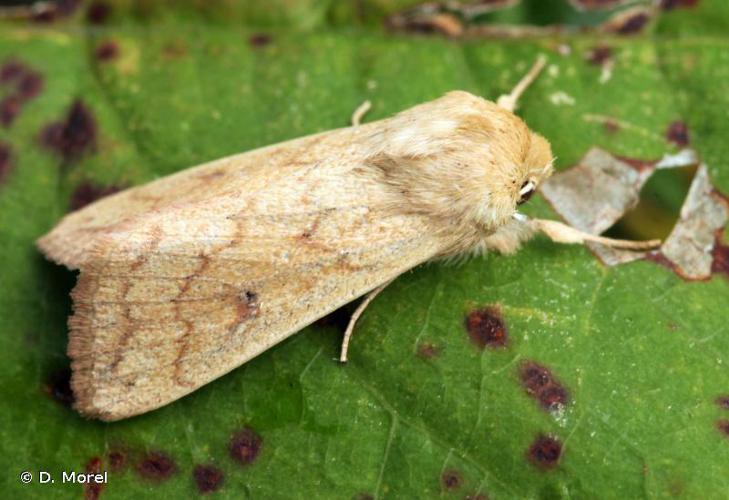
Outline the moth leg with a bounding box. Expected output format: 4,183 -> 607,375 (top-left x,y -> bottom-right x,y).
497,55 -> 547,112
339,278 -> 394,363
531,218 -> 661,250
351,100 -> 372,127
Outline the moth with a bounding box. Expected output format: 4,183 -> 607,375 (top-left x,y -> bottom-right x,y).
38,57 -> 655,420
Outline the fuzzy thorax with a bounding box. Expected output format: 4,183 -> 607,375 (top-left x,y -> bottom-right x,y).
363,91 -> 553,256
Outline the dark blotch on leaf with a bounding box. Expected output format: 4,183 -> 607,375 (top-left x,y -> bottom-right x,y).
43,367 -> 75,407
666,120 -> 690,147
660,0 -> 700,10
40,99 -> 97,163
84,457 -> 104,500
230,427 -> 263,465
0,59 -> 26,83
87,1 -> 112,24
539,385 -> 569,409
717,419 -> 729,438
0,59 -> 44,126
70,182 -> 122,211
519,361 -> 569,411
249,33 -> 273,48
18,71 -> 44,101
193,465 -> 224,494
586,45 -> 612,66
527,435 -> 562,470
1,96 -> 21,127
441,469 -> 462,491
465,306 -> 508,349
0,142 -> 12,184
136,451 -> 177,481
95,41 -> 119,62
716,396 -> 729,410
107,449 -> 127,472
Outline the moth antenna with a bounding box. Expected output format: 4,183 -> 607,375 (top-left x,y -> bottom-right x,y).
351,100 -> 372,127
339,278 -> 393,363
497,55 -> 547,112
530,218 -> 661,250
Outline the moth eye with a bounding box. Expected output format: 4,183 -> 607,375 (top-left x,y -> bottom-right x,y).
517,180 -> 535,205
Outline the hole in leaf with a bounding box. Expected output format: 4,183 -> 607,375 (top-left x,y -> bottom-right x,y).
603,163 -> 698,241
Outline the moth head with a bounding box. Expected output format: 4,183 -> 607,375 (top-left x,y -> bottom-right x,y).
516,132 -> 554,206
363,91 -> 555,237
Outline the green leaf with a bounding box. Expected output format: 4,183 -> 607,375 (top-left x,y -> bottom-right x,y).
1,1 -> 728,498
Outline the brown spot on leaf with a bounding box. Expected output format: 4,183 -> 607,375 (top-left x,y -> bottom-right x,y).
441,469 -> 462,491
193,465 -> 224,494
417,342 -> 441,359
230,427 -> 262,465
717,419 -> 729,438
40,99 -> 97,163
95,41 -> 119,62
527,434 -> 562,470
70,182 -> 123,211
586,45 -> 612,66
0,59 -> 44,126
716,396 -> 729,410
135,451 -> 177,481
0,96 -> 21,127
666,121 -> 690,147
0,142 -> 12,184
43,367 -> 75,407
84,457 -> 104,500
249,33 -> 272,48
660,0 -> 700,10
0,59 -> 26,83
602,7 -> 652,35
17,71 -> 44,101
465,306 -> 508,349
106,449 -> 127,472
87,1 -> 112,24
519,361 -> 569,411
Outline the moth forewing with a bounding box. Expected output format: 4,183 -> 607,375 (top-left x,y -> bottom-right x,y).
40,121 -> 460,420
